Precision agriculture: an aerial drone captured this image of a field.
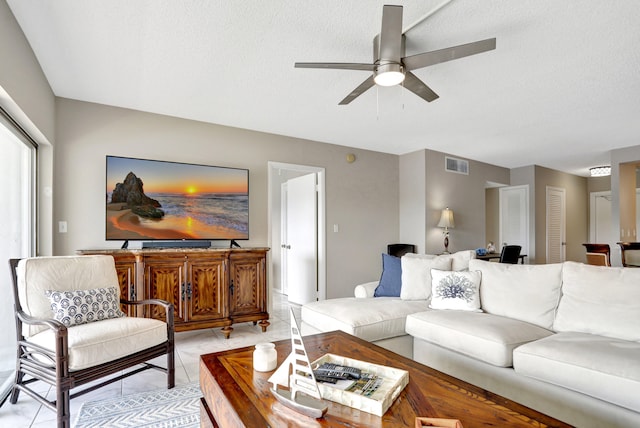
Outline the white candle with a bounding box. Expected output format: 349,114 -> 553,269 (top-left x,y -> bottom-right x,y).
253,342 -> 277,372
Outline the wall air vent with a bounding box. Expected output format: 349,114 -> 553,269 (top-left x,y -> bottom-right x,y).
445,156 -> 469,175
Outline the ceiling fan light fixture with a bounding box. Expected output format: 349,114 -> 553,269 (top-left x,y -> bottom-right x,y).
374,63 -> 405,86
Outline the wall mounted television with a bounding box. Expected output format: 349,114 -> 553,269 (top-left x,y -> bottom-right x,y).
106,155 -> 249,245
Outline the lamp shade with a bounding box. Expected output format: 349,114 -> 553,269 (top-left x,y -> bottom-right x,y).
437,208 -> 455,229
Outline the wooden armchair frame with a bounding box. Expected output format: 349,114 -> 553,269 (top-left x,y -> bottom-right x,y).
617,242 -> 640,267
582,243 -> 611,266
3,258 -> 175,428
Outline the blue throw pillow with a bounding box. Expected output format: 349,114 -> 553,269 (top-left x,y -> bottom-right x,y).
374,253 -> 402,297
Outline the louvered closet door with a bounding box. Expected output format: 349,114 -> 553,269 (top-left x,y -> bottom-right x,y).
546,186 -> 566,263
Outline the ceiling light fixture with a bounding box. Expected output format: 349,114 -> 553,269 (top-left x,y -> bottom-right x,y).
589,166 -> 611,177
374,63 -> 405,86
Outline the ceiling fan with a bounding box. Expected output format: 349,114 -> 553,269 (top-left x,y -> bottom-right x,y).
295,5 -> 496,105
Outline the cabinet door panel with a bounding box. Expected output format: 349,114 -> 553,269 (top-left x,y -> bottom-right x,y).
145,257 -> 185,323
229,253 -> 265,316
111,254 -> 137,316
188,257 -> 226,321
114,261 -> 136,315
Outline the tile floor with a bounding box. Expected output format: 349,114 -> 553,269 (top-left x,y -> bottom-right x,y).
0,292 -> 298,427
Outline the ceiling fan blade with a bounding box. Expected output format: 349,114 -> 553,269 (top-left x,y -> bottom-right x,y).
338,75 -> 375,105
403,38 -> 496,71
403,72 -> 439,102
378,5 -> 403,62
295,62 -> 375,71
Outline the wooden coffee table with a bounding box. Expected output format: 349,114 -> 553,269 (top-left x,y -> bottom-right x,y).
199,330 -> 570,427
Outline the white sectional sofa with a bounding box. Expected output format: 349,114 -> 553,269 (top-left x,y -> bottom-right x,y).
301,252 -> 640,428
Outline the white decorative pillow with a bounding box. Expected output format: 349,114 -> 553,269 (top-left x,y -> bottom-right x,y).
400,256 -> 452,300
429,269 -> 482,311
45,286 -> 126,327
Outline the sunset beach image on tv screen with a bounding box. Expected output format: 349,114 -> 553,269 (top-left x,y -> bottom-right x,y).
106,156 -> 249,241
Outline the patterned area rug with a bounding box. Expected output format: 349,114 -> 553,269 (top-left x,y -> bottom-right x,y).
74,383 -> 201,428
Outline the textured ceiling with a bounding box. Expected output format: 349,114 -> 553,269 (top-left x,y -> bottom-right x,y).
7,0 -> 640,176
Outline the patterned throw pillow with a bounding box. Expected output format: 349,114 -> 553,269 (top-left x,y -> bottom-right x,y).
44,287 -> 126,327
429,269 -> 482,311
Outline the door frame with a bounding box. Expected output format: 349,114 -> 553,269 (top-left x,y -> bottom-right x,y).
267,162 -> 326,304
498,185 -> 530,258
280,181 -> 288,296
589,190 -> 612,243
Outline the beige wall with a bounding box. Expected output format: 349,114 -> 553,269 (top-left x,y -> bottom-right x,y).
533,166 -> 588,263
587,175 -> 611,193
54,98 -> 399,298
618,162 -> 638,242
0,0 -> 57,369
610,146 -> 640,265
0,1 -> 55,143
400,149 -> 510,255
0,0 -> 55,257
510,165 -> 589,264
485,187 -> 500,248
510,166 -> 536,262
399,151 -> 427,252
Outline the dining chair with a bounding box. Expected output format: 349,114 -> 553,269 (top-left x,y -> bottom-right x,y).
3,255 -> 175,428
499,245 -> 522,264
617,242 -> 640,267
582,243 -> 611,267
387,243 -> 416,258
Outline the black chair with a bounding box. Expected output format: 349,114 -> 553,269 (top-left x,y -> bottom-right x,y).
499,245 -> 522,264
387,244 -> 416,258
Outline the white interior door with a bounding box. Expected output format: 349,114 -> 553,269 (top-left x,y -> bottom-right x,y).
499,185 -> 529,257
636,189 -> 640,239
285,173 -> 318,305
280,182 -> 288,295
546,186 -> 566,263
589,191 -> 615,245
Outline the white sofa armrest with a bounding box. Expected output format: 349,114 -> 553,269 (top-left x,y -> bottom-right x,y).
354,281 -> 379,298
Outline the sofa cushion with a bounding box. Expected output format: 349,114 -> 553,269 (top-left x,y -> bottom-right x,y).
469,259 -> 562,329
45,286 -> 125,327
406,311 -> 553,367
27,316 -> 168,371
374,254 -> 402,297
402,250 -> 475,271
446,250 -> 477,271
513,332 -> 640,413
400,255 -> 452,300
17,255 -> 121,337
554,261 -> 640,341
301,297 -> 429,342
429,269 -> 482,312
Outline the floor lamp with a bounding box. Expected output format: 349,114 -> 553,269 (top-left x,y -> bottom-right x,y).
437,207 -> 455,254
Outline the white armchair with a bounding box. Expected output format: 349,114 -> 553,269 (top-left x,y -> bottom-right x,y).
3,255 -> 175,428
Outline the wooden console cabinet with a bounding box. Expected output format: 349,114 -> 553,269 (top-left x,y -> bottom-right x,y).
78,248 -> 269,338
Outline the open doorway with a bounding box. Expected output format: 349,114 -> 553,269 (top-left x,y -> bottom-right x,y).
590,189 -> 640,265
267,162 -> 326,306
